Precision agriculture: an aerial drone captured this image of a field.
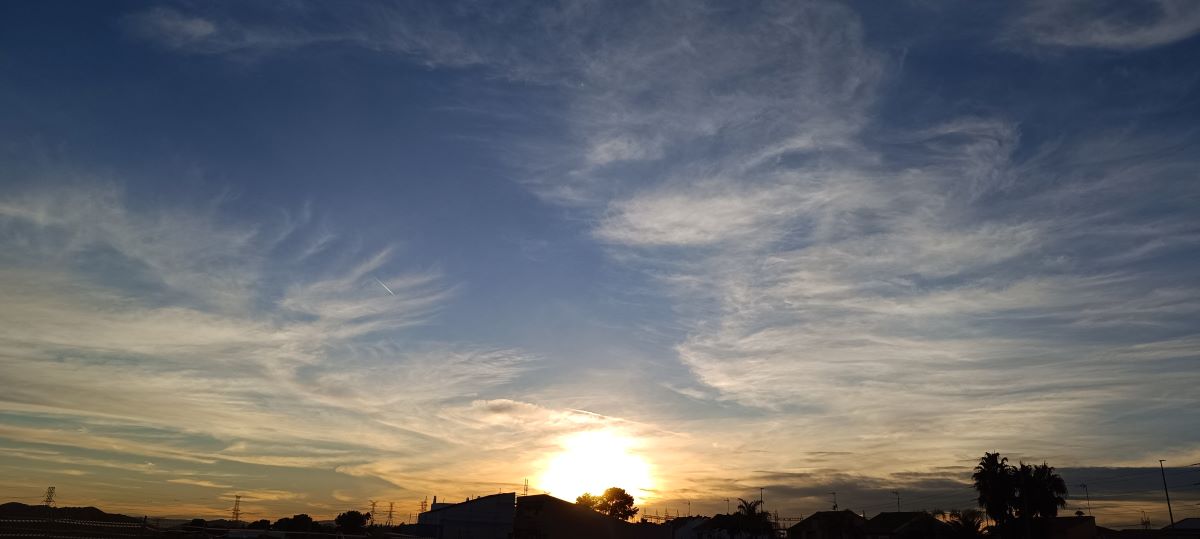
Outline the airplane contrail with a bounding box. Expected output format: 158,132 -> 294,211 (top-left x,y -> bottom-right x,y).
374,277 -> 396,296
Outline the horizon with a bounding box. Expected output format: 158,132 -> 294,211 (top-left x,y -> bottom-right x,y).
1,0 -> 1198,533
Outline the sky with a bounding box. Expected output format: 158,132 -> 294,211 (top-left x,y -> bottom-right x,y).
0,0 -> 1198,529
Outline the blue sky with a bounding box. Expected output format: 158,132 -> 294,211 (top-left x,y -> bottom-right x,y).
1,0 -> 1198,528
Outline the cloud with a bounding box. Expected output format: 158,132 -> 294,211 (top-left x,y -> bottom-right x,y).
0,182 -> 548,506
38,0 -> 1200,523
315,0 -> 1200,511
167,478 -> 232,489
1014,0 -> 1200,50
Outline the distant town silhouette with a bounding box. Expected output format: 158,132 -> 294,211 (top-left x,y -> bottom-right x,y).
2,452 -> 1195,539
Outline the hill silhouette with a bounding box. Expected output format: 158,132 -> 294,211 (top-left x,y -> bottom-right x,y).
0,502 -> 142,523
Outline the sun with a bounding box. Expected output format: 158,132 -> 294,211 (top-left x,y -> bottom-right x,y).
537,430 -> 655,503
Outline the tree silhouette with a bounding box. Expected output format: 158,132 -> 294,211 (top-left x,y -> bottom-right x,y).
575,487 -> 639,520
335,510 -> 370,533
273,514 -> 315,532
733,497 -> 773,536
736,498 -> 763,516
972,452 -> 1068,538
575,492 -> 601,510
972,452 -> 1015,531
187,518 -> 206,528
947,509 -> 985,539
1012,462 -> 1067,538
1017,462 -> 1067,519
246,519 -> 270,530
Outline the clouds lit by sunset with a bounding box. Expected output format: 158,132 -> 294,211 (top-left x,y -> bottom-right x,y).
1,0 -> 1198,529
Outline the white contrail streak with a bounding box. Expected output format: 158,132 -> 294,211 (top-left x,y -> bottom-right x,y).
374,277 -> 396,296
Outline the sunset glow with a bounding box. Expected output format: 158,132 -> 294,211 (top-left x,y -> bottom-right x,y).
0,1 -> 1198,531
538,431 -> 655,503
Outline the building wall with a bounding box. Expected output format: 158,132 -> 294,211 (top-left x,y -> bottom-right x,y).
417,493 -> 515,539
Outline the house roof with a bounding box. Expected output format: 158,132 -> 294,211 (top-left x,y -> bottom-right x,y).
423,492 -> 515,514
866,512 -> 935,533
1167,517 -> 1200,530
788,510 -> 867,531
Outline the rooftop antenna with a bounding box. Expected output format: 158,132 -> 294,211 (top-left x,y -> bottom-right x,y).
892,491 -> 900,512
524,478 -> 529,497
231,495 -> 242,527
830,491 -> 838,511
385,502 -> 394,527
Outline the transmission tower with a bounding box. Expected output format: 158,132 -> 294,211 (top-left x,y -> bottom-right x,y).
385,502 -> 395,526
42,487 -> 56,522
231,495 -> 242,526
523,478 -> 529,496
419,496 -> 428,513
369,500 -> 377,525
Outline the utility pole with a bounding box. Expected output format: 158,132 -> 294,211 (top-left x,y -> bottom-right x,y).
1159,460 -> 1175,527
760,488 -> 764,504
891,491 -> 900,512
725,498 -> 730,514
687,500 -> 691,516
830,492 -> 838,511
1078,484 -> 1092,516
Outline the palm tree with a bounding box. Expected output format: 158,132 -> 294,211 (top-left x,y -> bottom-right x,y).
1025,463 -> 1068,518
733,498 -> 772,538
947,509 -> 985,539
1009,462 -> 1068,538
972,452 -> 1015,531
736,498 -> 764,516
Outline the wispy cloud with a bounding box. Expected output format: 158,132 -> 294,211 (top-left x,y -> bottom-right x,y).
167,478 -> 232,489
278,0 -> 1200,511
0,182 -> 549,512
1012,0 -> 1200,50
7,0 -> 1198,524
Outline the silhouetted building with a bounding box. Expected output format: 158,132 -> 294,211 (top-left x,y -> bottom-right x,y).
864,512 -> 951,539
787,510 -> 867,539
417,492 -> 515,539
691,513 -> 774,539
513,494 -> 668,539
1033,515 -> 1097,539
1169,519 -> 1200,531
665,516 -> 710,539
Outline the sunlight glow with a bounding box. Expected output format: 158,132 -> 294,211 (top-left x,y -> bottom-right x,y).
537,430 -> 655,503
